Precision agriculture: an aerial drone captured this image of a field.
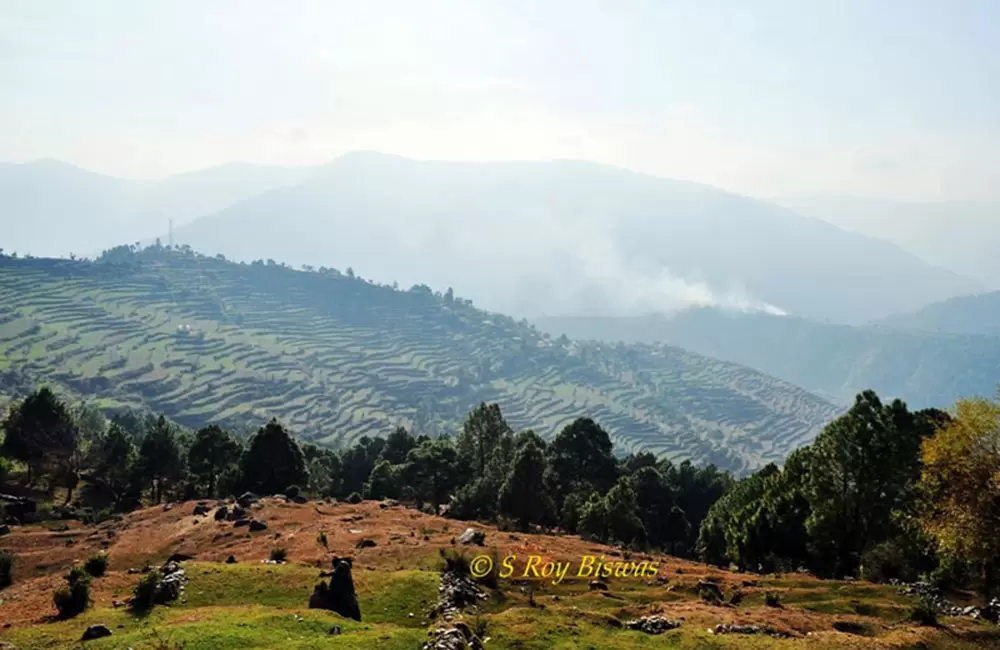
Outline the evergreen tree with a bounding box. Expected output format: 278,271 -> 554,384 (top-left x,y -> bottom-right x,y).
188,425 -> 241,497
136,415 -> 184,504
498,439 -> 551,528
239,419 -> 308,496
1,387 -> 79,488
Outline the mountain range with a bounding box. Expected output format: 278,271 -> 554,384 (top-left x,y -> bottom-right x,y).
0,153 -> 981,325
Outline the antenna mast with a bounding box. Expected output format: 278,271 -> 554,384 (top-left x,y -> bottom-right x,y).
168,219 -> 174,249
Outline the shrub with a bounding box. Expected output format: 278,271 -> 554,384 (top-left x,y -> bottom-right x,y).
270,547 -> 288,563
860,540 -> 916,584
764,591 -> 782,608
53,567 -> 91,618
131,569 -> 163,613
346,492 -> 362,504
284,484 -> 301,499
0,550 -> 14,589
317,531 -> 329,550
439,548 -> 470,576
84,553 -> 109,577
909,595 -> 939,627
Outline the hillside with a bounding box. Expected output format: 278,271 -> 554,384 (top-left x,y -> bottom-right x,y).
0,248 -> 840,473
534,309 -> 1000,407
165,152 -> 977,324
4,498 -> 994,649
876,291 -> 1000,336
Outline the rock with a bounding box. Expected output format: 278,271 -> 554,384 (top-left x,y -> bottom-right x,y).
309,559 -> 362,621
167,553 -> 194,563
457,528 -> 485,546
249,520 -> 268,532
193,504 -> 210,516
81,624 -> 113,641
3,516 -> 18,526
0,524 -> 9,536
697,580 -> 725,603
712,623 -> 791,639
356,538 -> 377,549
292,495 -> 308,504
589,580 -> 609,591
225,555 -> 237,564
329,625 -> 342,635
233,519 -> 251,528
624,615 -> 681,634
214,505 -> 229,521
163,503 -> 174,512
237,492 -> 260,508
422,626 -> 484,650
227,505 -> 247,521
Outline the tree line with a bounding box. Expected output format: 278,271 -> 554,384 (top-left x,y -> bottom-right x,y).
2,386 -> 998,601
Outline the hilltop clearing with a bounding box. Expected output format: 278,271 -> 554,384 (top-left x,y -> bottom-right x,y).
0,498 -> 996,649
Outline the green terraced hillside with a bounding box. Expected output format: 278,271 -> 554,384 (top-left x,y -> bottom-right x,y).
0,247 -> 841,473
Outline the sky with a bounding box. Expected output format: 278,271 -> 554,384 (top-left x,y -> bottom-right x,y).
2,0 -> 999,200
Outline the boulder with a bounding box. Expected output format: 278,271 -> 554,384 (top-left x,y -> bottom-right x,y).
225,555 -> 237,564
0,524 -> 10,536
237,492 -> 260,508
81,624 -> 112,641
309,559 -> 362,621
624,616 -> 681,634
356,538 -> 377,549
214,505 -> 229,521
457,528 -> 485,546
249,520 -> 268,532
193,504 -> 210,516
589,580 -> 609,591
233,519 -> 251,528
227,505 -> 247,521
292,495 -> 308,504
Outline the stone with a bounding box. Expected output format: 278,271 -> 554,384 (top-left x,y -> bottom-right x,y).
329,625 -> 342,635
356,538 -> 377,549
589,580 -> 609,591
193,504 -> 210,516
214,505 -> 229,521
292,495 -> 308,504
457,528 -> 485,546
237,492 -> 260,508
0,524 -> 9,536
167,553 -> 194,563
249,520 -> 268,532
163,503 -> 174,512
233,519 -> 251,528
309,560 -> 362,621
225,555 -> 237,564
624,616 -> 681,634
81,624 -> 113,641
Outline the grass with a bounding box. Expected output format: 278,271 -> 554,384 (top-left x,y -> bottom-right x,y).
0,253 -> 842,473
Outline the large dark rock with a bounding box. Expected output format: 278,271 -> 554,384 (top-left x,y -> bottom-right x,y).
0,524 -> 10,536
309,560 -> 362,621
81,624 -> 112,641
193,504 -> 210,516
214,505 -> 229,521
237,492 -> 260,508
167,553 -> 194,563
249,519 -> 268,532
227,505 -> 247,521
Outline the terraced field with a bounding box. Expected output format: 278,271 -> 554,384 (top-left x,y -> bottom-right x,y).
0,250 -> 841,472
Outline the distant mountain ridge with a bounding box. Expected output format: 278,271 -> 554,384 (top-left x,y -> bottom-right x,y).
534,307 -> 1000,408
875,290 -> 1000,336
0,152 -> 978,326
169,152 -> 976,324
0,247 -> 842,474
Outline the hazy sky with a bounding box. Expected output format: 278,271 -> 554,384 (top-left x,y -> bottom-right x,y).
2,0 -> 999,200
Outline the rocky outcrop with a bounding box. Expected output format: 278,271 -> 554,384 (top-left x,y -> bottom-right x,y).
624,616 -> 681,634
309,558 -> 361,621
891,579 -> 1000,622
422,624 -> 484,650
710,623 -> 792,638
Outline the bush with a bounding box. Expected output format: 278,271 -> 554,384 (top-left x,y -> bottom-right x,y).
346,492 -> 362,505
131,569 -> 163,613
860,540 -> 923,584
439,548 -> 470,576
909,596 -> 939,627
764,591 -> 782,608
284,484 -> 301,499
317,531 -> 329,550
53,567 -> 91,618
84,553 -> 109,577
270,547 -> 288,563
0,550 -> 14,589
